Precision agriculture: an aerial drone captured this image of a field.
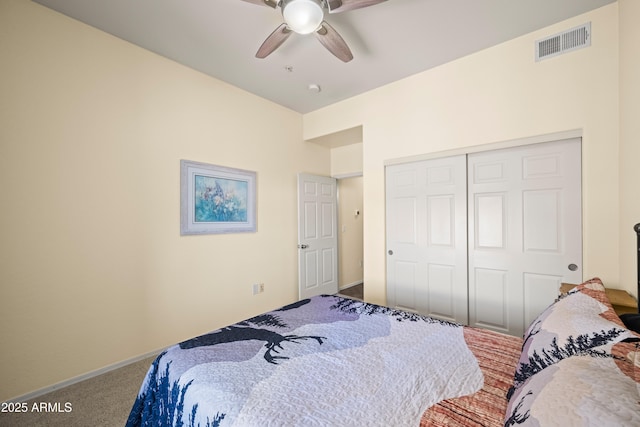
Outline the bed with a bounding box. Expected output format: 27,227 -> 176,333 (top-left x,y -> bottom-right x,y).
126,278 -> 640,426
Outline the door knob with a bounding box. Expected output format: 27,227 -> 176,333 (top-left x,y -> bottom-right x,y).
568,263 -> 578,271
298,244 -> 308,249
388,250 -> 393,255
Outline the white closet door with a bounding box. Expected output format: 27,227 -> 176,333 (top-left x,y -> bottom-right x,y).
467,139 -> 582,337
386,155 -> 468,323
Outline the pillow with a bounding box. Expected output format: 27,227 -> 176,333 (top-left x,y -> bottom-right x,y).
508,278 -> 638,398
504,348 -> 640,426
565,278 -> 629,329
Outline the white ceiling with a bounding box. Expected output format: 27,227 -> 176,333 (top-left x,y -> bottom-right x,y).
33,0 -> 615,114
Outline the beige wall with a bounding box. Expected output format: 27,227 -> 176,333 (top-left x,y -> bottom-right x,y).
304,4 -> 625,305
0,0 -> 329,401
331,143 -> 363,177
619,0 -> 640,296
337,177 -> 364,288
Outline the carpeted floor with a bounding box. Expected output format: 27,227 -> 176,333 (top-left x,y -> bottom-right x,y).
0,355 -> 156,427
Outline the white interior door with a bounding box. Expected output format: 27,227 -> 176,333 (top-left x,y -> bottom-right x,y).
468,138 -> 582,336
298,173 -> 338,299
386,155 -> 468,323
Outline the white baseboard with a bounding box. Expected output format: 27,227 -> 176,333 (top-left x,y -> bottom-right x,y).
7,347 -> 164,403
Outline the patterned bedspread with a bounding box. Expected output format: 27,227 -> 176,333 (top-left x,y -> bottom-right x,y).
421,327 -> 523,426
126,295 -> 520,427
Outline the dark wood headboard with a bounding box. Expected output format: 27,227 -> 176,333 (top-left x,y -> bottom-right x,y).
635,223 -> 640,313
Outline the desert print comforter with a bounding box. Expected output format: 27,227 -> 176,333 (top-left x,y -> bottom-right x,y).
126,295 -> 520,427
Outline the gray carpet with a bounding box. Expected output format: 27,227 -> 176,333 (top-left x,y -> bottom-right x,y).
0,355 -> 156,427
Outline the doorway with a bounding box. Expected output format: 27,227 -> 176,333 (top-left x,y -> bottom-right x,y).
301,125 -> 364,300
337,176 -> 364,299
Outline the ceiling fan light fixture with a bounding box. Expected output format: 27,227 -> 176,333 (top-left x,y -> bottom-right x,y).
282,0 -> 324,35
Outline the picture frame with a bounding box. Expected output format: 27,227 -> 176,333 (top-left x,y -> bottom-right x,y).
180,160 -> 256,235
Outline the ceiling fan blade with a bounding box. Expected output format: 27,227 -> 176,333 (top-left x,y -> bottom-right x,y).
256,23 -> 293,58
315,21 -> 353,62
239,0 -> 278,8
326,0 -> 386,13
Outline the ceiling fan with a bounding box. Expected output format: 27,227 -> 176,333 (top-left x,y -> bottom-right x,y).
240,0 -> 387,62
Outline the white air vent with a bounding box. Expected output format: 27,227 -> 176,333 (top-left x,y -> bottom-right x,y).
536,22 -> 591,62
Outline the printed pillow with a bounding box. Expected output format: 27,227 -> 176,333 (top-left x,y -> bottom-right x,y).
504,350 -> 640,426
507,278 -> 638,398
565,278 -> 628,328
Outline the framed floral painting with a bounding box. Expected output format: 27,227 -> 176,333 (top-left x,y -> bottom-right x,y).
180,160 -> 256,235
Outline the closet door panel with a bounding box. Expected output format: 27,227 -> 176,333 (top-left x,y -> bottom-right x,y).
523,190 -> 561,252
423,157 -> 468,323
474,193 -> 507,249
386,163 -> 421,312
394,261 -> 418,312
390,197 -> 417,244
386,155 -> 467,323
523,273 -> 562,328
468,139 -> 582,337
427,263 -> 455,319
427,195 -> 454,246
472,267 -> 509,332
